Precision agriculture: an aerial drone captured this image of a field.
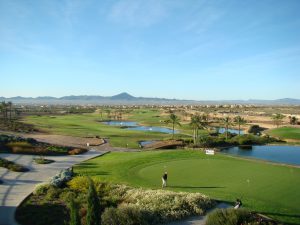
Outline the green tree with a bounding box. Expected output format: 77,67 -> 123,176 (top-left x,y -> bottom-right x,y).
165,113 -> 181,139
271,113 -> 285,128
7,101 -> 12,121
86,178 -> 101,225
69,198 -> 81,225
289,116 -> 298,125
1,101 -> 8,122
189,114 -> 209,145
234,116 -> 247,136
222,116 -> 232,140
105,109 -> 111,120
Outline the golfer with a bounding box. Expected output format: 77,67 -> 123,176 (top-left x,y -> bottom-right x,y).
162,172 -> 168,188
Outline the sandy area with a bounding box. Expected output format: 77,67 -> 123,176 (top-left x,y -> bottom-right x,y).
23,134 -> 104,148
0,131 -> 104,149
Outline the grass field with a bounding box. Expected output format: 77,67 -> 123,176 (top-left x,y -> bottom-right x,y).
267,127 -> 300,140
75,150 -> 300,225
23,109 -> 206,148
23,109 -> 192,148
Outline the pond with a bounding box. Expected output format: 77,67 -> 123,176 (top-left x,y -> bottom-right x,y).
126,126 -> 178,134
222,145 -> 300,166
216,127 -> 244,134
103,120 -> 178,134
103,121 -> 138,126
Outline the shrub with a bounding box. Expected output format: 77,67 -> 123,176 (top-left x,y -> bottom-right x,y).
45,186 -> 63,201
197,136 -> 229,148
69,197 -> 81,225
68,176 -> 103,193
6,141 -> 33,153
0,157 -> 29,172
206,208 -> 253,225
86,178 -> 102,225
108,185 -> 215,223
68,176 -> 91,192
47,146 -> 69,154
34,156 -> 55,164
33,183 -> 51,195
50,168 -> 73,187
101,205 -> 147,225
248,125 -> 264,135
68,148 -> 87,155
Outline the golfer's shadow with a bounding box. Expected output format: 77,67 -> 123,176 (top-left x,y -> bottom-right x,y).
169,185 -> 225,189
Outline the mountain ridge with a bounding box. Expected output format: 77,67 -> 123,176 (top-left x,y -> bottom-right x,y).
0,93 -> 300,105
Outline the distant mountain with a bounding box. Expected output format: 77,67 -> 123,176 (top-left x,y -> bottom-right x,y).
0,93 -> 300,105
110,92 -> 135,100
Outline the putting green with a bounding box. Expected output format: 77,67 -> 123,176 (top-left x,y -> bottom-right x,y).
75,150 -> 300,224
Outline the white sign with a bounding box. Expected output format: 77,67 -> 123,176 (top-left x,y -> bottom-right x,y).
205,149 -> 215,155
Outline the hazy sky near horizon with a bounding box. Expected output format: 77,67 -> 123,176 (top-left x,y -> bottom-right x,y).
1,0 -> 300,100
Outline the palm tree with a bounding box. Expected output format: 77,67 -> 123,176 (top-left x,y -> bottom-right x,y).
271,113 -> 285,128
1,101 -> 8,122
0,103 -> 3,119
165,113 -> 181,139
190,115 -> 200,144
105,109 -> 111,120
234,116 -> 247,136
222,116 -> 232,140
7,101 -> 12,121
189,114 -> 209,144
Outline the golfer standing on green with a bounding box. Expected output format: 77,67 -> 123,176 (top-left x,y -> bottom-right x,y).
162,172 -> 168,188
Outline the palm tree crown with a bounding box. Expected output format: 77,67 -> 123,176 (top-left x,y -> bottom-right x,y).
165,113 -> 181,139
234,116 -> 247,136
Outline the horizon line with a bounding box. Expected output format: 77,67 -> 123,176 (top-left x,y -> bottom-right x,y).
0,93 -> 299,102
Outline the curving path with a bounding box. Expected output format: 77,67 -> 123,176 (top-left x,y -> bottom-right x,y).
0,149 -> 107,225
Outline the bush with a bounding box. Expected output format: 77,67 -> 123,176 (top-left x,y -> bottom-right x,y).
68,176 -> 103,193
68,148 -> 87,155
86,178 -> 102,225
197,136 -> 229,148
33,183 -> 51,195
108,185 -> 215,223
206,208 -> 253,225
69,197 -> 81,225
50,168 -> 73,187
47,146 -> 69,154
101,205 -> 147,225
45,186 -> 63,201
229,134 -> 279,146
34,156 -> 55,164
6,141 -> 33,153
0,157 -> 29,172
248,125 -> 264,135
68,176 -> 91,192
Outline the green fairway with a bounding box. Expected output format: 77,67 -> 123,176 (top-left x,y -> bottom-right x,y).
75,150 -> 300,224
23,110 -> 190,148
267,127 -> 300,140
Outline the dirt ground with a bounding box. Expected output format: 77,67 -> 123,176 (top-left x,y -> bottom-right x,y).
0,131 -> 104,149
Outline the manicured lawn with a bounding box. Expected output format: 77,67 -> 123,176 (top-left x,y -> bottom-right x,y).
75,150 -> 300,225
267,127 -> 300,140
23,111 -> 190,148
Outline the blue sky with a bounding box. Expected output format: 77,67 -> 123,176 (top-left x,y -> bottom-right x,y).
1,0 -> 300,100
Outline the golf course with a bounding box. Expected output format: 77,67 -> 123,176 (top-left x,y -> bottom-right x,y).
75,150 -> 300,225
22,109 -> 200,148
20,109 -> 300,224
267,127 -> 300,141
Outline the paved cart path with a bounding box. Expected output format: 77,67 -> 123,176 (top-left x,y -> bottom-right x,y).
0,149 -> 107,225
